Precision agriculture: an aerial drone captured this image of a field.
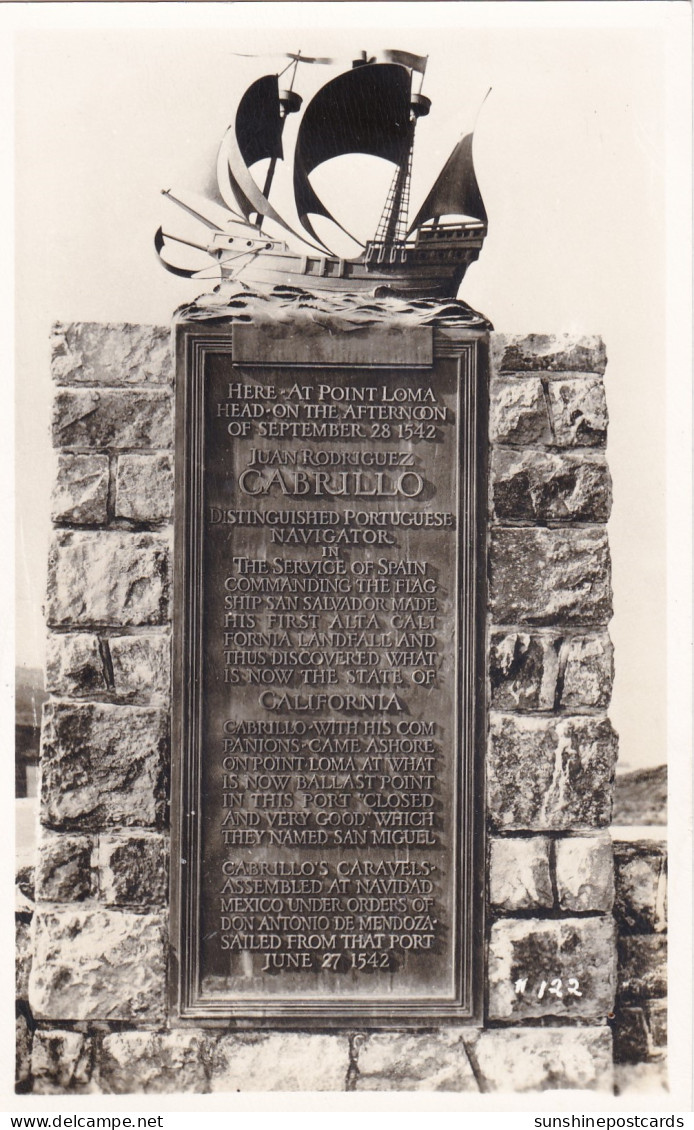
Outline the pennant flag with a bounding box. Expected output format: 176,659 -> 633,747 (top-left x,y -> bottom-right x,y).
378,49 -> 428,74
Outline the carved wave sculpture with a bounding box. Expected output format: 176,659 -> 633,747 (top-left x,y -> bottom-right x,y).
176,283 -> 493,330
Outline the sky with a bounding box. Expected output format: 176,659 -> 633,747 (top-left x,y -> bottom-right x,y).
11,2 -> 692,773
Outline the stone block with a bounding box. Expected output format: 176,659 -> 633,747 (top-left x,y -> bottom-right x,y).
559,633 -> 614,709
209,1033 -> 349,1091
51,454 -> 109,525
613,1002 -> 666,1065
53,389 -> 172,450
98,833 -> 168,906
491,333 -> 607,375
51,322 -> 172,386
29,908 -> 166,1021
45,633 -> 107,696
488,916 -> 616,1020
108,634 -> 171,699
47,632 -> 171,702
16,1014 -> 32,1090
490,631 -> 613,712
490,528 -> 612,626
16,887 -> 34,917
40,701 -> 168,829
491,449 -> 611,523
36,830 -> 93,901
489,631 -> 557,710
46,531 -> 170,627
31,1030 -> 93,1094
613,842 -> 667,933
618,935 -> 667,1003
489,836 -> 553,912
100,1032 -> 208,1094
547,378 -> 608,446
16,863 -> 35,904
612,1006 -> 650,1064
489,378 -> 552,445
16,918 -> 32,1000
555,833 -> 614,912
646,999 -> 668,1048
488,713 -> 618,830
16,883 -> 34,918
115,454 -> 174,522
471,1027 -> 612,1091
355,1031 -> 478,1091
614,1007 -> 669,1066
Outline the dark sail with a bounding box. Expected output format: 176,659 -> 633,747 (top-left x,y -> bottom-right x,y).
236,74 -> 284,166
294,63 -> 412,243
408,132 -> 486,232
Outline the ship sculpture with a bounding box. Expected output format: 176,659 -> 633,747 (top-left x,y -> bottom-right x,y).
156,49 -> 488,299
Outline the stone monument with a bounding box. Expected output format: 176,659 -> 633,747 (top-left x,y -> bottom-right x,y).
19,50 -> 622,1093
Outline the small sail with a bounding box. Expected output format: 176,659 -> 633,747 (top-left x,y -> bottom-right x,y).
408,132 -> 487,233
293,62 -> 412,245
377,49 -> 427,74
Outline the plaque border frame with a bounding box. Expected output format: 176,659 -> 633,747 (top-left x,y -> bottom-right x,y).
171,320 -> 488,1027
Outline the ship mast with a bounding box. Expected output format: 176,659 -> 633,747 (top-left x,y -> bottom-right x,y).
373,70 -> 430,247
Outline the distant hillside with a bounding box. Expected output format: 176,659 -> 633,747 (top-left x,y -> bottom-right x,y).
613,765 -> 667,826
16,667 -> 47,794
15,667 -> 47,729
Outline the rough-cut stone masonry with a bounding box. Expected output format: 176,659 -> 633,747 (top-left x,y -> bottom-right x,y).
17,324 -> 618,1094
612,839 -> 667,1091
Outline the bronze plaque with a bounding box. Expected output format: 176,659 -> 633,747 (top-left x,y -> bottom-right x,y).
173,322 -> 486,1024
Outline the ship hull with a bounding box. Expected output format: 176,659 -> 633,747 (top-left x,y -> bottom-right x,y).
223,244 -> 482,299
